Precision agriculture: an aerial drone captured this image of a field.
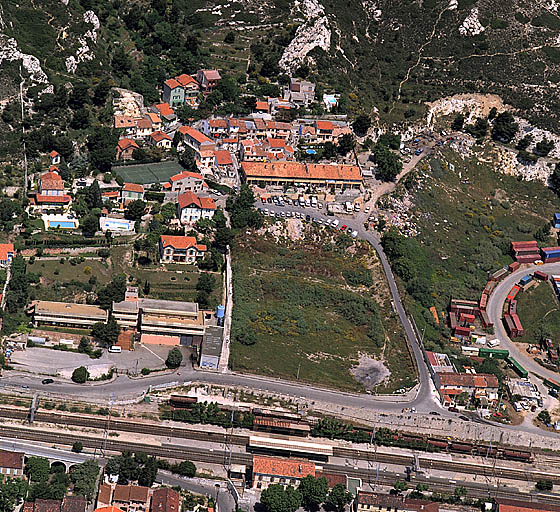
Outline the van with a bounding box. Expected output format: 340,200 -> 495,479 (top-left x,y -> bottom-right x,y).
487,339 -> 500,348
354,203 -> 361,212
108,346 -> 122,353
345,202 -> 354,213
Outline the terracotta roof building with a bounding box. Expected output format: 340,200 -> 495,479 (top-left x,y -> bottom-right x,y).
495,498 -> 560,512
168,170 -> 206,194
0,449 -> 24,477
252,455 -> 315,490
112,485 -> 150,512
159,235 -> 207,264
434,372 -> 499,406
61,496 -> 87,512
356,492 -> 439,512
151,488 -> 180,512
0,243 -> 15,267
116,138 -> 139,160
241,161 -> 362,189
177,191 -> 216,226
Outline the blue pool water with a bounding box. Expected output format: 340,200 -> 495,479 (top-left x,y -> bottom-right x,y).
49,221 -> 75,229
306,149 -> 317,155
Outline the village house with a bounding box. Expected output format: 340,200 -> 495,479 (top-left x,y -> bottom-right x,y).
176,74 -> 200,106
265,120 -> 292,140
177,191 -> 216,225
202,118 -> 229,139
148,131 -> 172,149
0,243 -> 15,267
214,150 -> 235,178
102,190 -> 120,204
134,118 -> 153,139
0,449 -> 24,478
356,492 -> 439,512
116,138 -> 139,161
35,170 -> 71,209
178,126 -> 215,154
226,118 -> 242,137
219,137 -> 239,153
114,116 -> 138,137
434,372 -> 499,406
196,69 -> 221,95
150,103 -> 176,127
239,139 -> 268,162
49,150 -> 61,166
255,100 -> 270,114
121,183 -> 145,202
151,488 -> 180,512
286,78 -> 315,106
163,74 -> 200,108
145,113 -> 162,132
252,455 -> 315,490
167,170 -> 207,195
314,120 -> 334,143
159,235 -> 207,264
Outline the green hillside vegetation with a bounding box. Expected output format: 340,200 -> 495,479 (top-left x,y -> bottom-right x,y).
516,282 -> 560,346
230,227 -> 415,392
381,145 -> 560,353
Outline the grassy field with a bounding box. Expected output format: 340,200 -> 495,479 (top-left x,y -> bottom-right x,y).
113,161 -> 183,185
394,143 -> 560,353
516,282 -> 560,345
230,226 -> 415,392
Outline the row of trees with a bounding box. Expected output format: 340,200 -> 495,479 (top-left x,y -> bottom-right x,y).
260,478 -> 352,512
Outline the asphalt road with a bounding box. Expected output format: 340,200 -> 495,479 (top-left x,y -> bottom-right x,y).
487,263 -> 560,381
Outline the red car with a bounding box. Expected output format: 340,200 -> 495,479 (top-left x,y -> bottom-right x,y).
341,225 -> 347,231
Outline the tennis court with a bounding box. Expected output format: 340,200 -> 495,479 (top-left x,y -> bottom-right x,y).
114,160 -> 183,184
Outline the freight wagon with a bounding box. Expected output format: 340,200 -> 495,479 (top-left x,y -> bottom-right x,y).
490,268 -> 508,282
480,310 -> 493,328
506,355 -> 528,378
479,293 -> 488,311
503,314 -> 519,338
534,271 -> 548,281
479,347 -> 509,359
508,261 -> 520,272
506,286 -> 520,301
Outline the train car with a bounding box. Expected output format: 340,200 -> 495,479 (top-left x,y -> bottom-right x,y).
169,395 -> 198,408
506,356 -> 528,378
479,293 -> 488,311
427,439 -> 448,451
253,416 -> 310,437
449,313 -> 457,330
508,300 -> 517,315
503,314 -> 517,337
475,445 -> 497,457
480,310 -> 493,328
451,442 -> 474,453
503,449 -> 532,462
248,434 -> 333,462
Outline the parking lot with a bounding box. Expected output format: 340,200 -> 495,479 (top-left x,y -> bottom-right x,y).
10,344 -> 179,379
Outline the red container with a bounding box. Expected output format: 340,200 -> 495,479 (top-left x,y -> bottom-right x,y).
534,271 -> 548,281
508,261 -> 520,272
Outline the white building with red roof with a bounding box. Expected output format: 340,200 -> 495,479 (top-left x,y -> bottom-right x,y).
121,183 -> 145,202
0,243 -> 15,267
159,235 -> 207,264
148,131 -> 172,149
49,150 -> 61,166
177,126 -> 215,153
177,191 -> 216,225
116,138 -> 139,161
168,170 -> 207,195
214,150 -> 235,178
35,170 -> 71,210
252,455 -> 315,490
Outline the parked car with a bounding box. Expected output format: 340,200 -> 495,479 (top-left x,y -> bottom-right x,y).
351,230 -> 358,238
305,214 -> 311,221
332,219 -> 340,227
448,406 -> 459,412
429,411 -> 440,416
341,225 -> 347,231
458,415 -> 470,422
42,378 -> 54,385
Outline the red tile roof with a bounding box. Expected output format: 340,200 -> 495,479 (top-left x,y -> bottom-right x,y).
267,138 -> 286,148
214,150 -> 233,165
241,162 -> 362,182
170,170 -> 205,183
315,120 -> 334,131
146,113 -> 161,124
178,126 -> 213,144
152,488 -> 181,512
154,103 -> 174,117
113,485 -> 149,503
0,243 -> 15,262
252,455 -> 315,479
0,449 -> 24,469
209,119 -> 228,128
135,118 -> 152,130
439,372 -> 499,388
150,131 -> 172,142
117,138 -> 139,151
94,507 -> 125,512
61,496 -> 87,512
496,498 -> 560,512
176,74 -> 198,87
161,235 -> 207,252
255,101 -> 269,111
164,78 -> 181,89
114,116 -> 137,129
123,182 -> 144,194
49,150 -> 60,158
40,171 -> 64,190
36,194 -> 71,204
177,191 -> 216,211
200,69 -> 221,81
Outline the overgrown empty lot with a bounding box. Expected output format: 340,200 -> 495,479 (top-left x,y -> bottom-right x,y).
230,223 -> 415,392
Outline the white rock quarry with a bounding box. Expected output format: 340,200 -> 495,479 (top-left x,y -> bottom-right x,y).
0,35 -> 49,85
279,0 -> 331,72
426,93 -> 504,127
459,8 -> 485,36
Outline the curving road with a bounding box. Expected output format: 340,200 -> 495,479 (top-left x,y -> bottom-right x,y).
487,263 -> 560,381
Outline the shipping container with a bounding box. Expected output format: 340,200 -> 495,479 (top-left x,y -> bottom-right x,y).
519,275 -> 532,286
508,261 -> 521,272
480,310 -> 493,328
509,300 -> 517,314
479,293 -> 488,310
543,256 -> 560,263
506,286 -> 520,301
454,326 -> 471,336
490,268 -> 508,281
511,313 -> 524,336
543,378 -> 560,391
449,314 -> 457,330
483,280 -> 497,294
503,314 -> 517,337
511,241 -> 538,249
516,255 -> 540,263
541,246 -> 560,252
479,347 -> 509,359
534,271 -> 549,281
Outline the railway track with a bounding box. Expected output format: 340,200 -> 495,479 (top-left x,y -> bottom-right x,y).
3,408 -> 559,486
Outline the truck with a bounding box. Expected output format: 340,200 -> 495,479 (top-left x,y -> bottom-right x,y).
345,202 -> 354,213
487,339 -> 500,348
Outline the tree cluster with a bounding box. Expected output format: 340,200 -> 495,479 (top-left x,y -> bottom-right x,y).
105,452 -> 158,487
372,143 -> 402,182
226,185 -> 263,231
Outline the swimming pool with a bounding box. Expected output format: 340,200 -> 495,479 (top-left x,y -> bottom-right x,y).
306,149 -> 317,155
49,221 -> 76,229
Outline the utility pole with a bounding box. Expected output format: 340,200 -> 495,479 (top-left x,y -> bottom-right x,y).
19,66 -> 28,194
102,392 -> 115,456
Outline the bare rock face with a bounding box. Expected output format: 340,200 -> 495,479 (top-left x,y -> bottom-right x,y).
459,8 -> 485,36
66,10 -> 99,73
0,34 -> 49,85
279,0 -> 331,73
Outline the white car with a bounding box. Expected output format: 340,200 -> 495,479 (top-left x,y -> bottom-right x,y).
332,219 -> 340,227
351,230 -> 358,238
365,206 -> 370,213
